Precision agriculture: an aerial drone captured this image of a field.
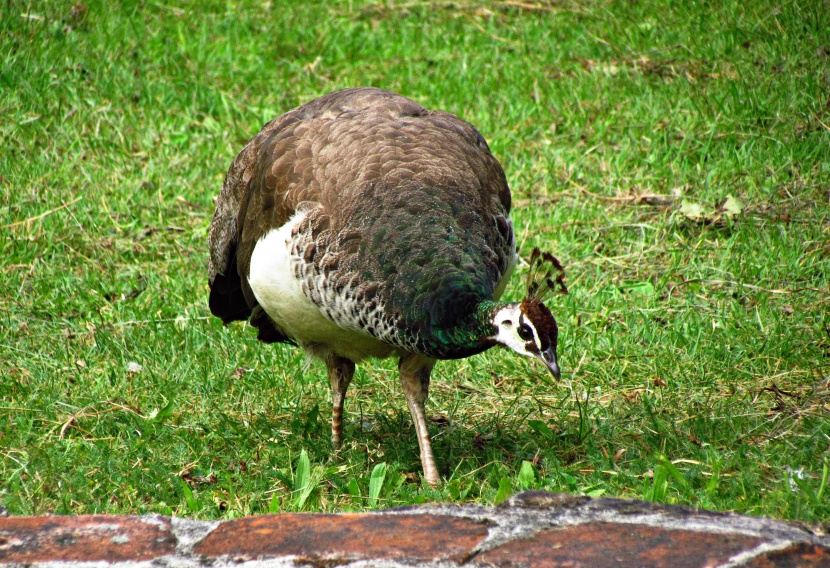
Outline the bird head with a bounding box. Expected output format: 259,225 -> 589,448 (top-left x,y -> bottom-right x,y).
492,300 -> 560,379
490,248 -> 567,379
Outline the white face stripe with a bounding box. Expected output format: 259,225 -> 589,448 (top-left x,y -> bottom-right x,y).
518,313 -> 539,344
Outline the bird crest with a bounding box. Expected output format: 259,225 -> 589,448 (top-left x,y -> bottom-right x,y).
525,247 -> 567,302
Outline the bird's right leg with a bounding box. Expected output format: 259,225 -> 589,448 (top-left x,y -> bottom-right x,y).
399,354 -> 439,487
326,354 -> 355,449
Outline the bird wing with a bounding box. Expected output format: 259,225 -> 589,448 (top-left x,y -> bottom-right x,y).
208,88 -> 514,355
209,89 -> 438,318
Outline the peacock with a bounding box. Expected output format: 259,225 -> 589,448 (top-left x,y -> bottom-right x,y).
208,87 -> 565,486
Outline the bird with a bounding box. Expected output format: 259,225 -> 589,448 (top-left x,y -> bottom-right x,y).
208,87 -> 565,487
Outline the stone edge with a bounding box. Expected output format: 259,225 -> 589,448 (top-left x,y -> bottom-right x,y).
0,492 -> 827,568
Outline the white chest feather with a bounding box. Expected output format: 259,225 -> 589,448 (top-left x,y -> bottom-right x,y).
248,211 -> 395,362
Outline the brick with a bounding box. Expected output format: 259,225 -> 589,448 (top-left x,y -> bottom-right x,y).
500,491 -> 590,510
744,542 -> 830,567
0,515 -> 175,563
195,513 -> 489,563
474,521 -> 767,568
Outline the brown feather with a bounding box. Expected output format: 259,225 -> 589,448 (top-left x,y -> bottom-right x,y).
525,247 -> 567,302
208,88 -> 513,347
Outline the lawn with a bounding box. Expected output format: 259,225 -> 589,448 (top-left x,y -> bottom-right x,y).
1,0 -> 828,522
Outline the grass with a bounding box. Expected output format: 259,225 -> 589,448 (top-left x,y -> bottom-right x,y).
1,0 -> 828,523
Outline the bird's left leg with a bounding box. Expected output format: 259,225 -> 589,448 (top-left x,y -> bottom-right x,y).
398,354 -> 439,487
326,354 -> 355,449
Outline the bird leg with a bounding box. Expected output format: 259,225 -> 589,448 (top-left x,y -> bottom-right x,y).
398,354 -> 439,487
326,354 -> 355,449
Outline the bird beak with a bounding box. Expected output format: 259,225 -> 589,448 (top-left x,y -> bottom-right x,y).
538,347 -> 561,380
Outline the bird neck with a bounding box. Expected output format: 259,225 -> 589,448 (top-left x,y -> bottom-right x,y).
427,300 -> 504,358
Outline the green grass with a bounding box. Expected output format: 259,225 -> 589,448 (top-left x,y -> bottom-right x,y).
2,0 -> 828,522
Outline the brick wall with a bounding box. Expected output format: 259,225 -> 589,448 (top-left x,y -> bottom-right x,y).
1,492 -> 828,567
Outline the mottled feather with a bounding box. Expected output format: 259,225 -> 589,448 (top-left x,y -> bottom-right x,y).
208,88 -> 514,357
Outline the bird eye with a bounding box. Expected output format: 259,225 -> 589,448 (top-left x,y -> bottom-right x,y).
518,324 -> 533,341
503,320 -> 513,327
